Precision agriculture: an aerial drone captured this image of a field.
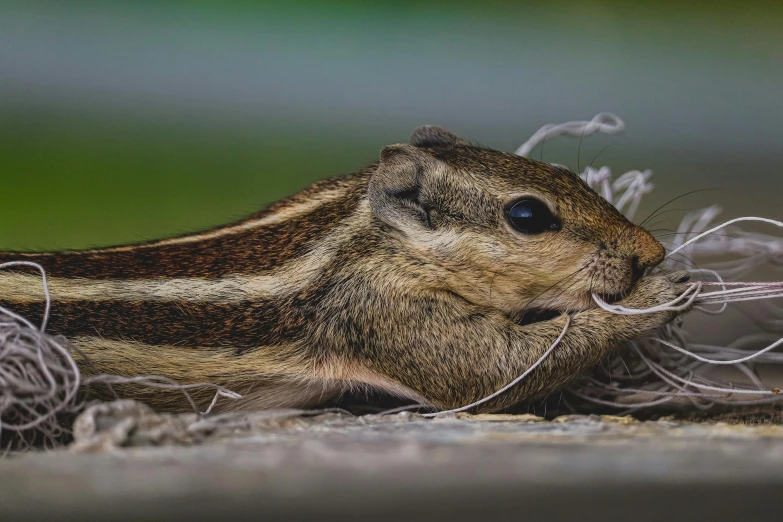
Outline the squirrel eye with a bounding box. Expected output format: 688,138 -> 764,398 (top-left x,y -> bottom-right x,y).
505,198 -> 561,234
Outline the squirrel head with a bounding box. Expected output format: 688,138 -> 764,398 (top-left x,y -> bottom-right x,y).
368,126 -> 665,318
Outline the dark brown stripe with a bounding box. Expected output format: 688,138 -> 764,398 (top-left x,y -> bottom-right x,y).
1,298 -> 304,349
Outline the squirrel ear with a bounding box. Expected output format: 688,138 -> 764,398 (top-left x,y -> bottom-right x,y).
369,143 -> 435,231
409,125 -> 469,148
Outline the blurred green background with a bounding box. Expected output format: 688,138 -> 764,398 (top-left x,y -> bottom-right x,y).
1,0 -> 781,251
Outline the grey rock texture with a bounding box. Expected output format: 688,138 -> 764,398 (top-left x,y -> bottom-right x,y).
2,403 -> 783,522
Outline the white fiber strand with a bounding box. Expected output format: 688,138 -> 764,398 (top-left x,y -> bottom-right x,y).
514,112 -> 625,157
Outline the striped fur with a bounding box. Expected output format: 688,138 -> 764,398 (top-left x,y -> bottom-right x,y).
0,129 -> 678,413
0,173 -> 387,410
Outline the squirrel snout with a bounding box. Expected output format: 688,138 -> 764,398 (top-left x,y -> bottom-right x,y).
630,226 -> 666,276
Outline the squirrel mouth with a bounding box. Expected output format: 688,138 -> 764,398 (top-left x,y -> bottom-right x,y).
515,291 -> 624,326
595,291 -> 625,304
516,308 -> 562,326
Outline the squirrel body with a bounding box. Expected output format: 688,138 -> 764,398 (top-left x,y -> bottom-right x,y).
0,127 -> 683,412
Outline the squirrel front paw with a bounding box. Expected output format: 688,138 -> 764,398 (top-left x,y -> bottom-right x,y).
616,271 -> 693,333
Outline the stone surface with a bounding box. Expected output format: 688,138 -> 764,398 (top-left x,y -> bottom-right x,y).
3,407 -> 783,521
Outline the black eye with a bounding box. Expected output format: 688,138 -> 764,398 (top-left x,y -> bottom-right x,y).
505,198 -> 560,234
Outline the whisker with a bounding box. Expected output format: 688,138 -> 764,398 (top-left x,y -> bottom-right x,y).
519,263 -> 593,315
638,189 -> 718,228
536,272 -> 590,313
577,125 -> 587,173
585,144 -> 613,174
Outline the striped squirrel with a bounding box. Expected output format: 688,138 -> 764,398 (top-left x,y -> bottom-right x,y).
0,126 -> 688,413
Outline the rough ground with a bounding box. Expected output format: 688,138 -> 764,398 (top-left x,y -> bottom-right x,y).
2,401 -> 783,522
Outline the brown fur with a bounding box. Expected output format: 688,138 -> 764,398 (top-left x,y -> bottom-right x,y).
0,127 -> 684,412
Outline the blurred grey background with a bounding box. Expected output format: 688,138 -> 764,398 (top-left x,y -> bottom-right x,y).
1,0 -> 781,250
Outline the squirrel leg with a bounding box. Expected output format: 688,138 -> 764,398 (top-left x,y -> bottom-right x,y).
355,272 -> 691,412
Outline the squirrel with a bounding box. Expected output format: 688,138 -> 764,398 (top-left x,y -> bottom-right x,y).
0,126 -> 688,413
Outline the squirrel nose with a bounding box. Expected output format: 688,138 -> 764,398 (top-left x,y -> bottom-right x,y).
630,226 -> 666,275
